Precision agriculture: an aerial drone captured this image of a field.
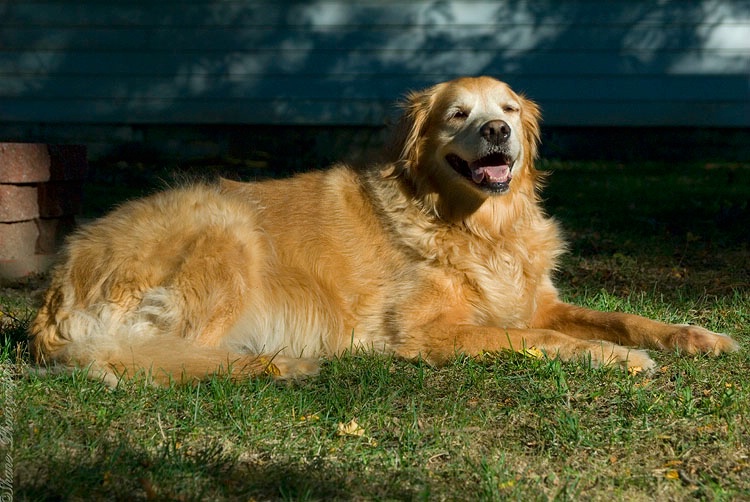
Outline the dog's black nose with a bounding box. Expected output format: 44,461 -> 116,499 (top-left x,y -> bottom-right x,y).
480,120 -> 511,144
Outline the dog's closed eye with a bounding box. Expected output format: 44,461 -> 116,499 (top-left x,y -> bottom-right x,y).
449,108 -> 470,121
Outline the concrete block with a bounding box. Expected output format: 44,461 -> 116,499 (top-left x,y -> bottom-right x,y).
0,144 -> 87,281
0,254 -> 56,282
0,184 -> 39,222
0,143 -> 51,183
0,220 -> 39,259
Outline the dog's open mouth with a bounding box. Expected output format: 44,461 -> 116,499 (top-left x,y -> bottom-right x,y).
446,152 -> 514,193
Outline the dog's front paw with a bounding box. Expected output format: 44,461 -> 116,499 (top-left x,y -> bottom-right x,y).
668,325 -> 739,355
592,342 -> 656,375
262,355 -> 321,379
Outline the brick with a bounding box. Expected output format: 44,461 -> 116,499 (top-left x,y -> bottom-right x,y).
0,143 -> 51,183
0,254 -> 56,282
38,181 -> 83,217
49,145 -> 88,181
37,216 -> 75,254
0,220 -> 39,259
0,184 -> 39,222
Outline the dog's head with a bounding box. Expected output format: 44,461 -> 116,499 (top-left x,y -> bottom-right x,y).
387,76 -> 541,219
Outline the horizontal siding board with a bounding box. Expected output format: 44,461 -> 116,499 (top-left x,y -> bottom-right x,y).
544,101 -> 750,127
2,75 -> 748,102
3,25 -> 750,51
5,1 -> 748,28
0,98 -> 392,125
1,98 -> 746,127
2,50 -> 748,77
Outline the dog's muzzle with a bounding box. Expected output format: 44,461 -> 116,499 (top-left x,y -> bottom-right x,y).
446,152 -> 514,194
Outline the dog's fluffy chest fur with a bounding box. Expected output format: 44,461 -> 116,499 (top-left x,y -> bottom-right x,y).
326,166 -> 564,336
386,194 -> 564,330
436,226 -> 558,328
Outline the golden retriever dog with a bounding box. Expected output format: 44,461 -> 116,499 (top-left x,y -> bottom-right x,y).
30,76 -> 738,386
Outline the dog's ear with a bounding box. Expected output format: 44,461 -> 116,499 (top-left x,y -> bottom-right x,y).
385,85 -> 440,168
519,95 -> 541,162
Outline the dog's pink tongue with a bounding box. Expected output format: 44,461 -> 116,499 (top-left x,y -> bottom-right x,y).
471,164 -> 510,184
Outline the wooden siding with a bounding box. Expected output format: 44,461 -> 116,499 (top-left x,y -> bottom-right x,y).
0,0 -> 748,127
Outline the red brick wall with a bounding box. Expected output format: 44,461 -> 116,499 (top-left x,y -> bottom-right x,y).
0,144 -> 87,281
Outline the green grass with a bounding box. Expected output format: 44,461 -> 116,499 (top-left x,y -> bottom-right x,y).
2,160 -> 749,500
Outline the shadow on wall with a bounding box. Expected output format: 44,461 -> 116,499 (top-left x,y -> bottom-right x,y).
1,0 -> 748,127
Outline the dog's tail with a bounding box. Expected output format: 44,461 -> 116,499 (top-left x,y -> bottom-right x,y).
29,291 -> 318,387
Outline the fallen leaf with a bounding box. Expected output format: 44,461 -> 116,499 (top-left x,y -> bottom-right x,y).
665,470 -> 680,480
518,346 -> 544,359
337,419 -> 365,437
258,357 -> 281,377
627,365 -> 646,376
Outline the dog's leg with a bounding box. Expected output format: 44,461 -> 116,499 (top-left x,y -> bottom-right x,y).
102,337 -> 320,387
531,301 -> 739,355
399,322 -> 655,372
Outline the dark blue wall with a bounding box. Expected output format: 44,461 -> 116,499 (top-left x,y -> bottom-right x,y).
1,0 -> 748,130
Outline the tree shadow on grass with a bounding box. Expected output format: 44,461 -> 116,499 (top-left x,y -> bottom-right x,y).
17,438 -> 414,501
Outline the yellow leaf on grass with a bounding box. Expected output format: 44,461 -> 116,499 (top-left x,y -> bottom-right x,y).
627,366 -> 644,376
665,470 -> 680,480
258,357 -> 281,377
518,346 -> 544,359
337,419 -> 365,437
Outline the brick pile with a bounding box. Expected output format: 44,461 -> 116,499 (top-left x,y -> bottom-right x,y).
0,144 -> 87,281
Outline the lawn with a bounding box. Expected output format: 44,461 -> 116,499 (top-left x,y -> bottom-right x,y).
1,159 -> 749,501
